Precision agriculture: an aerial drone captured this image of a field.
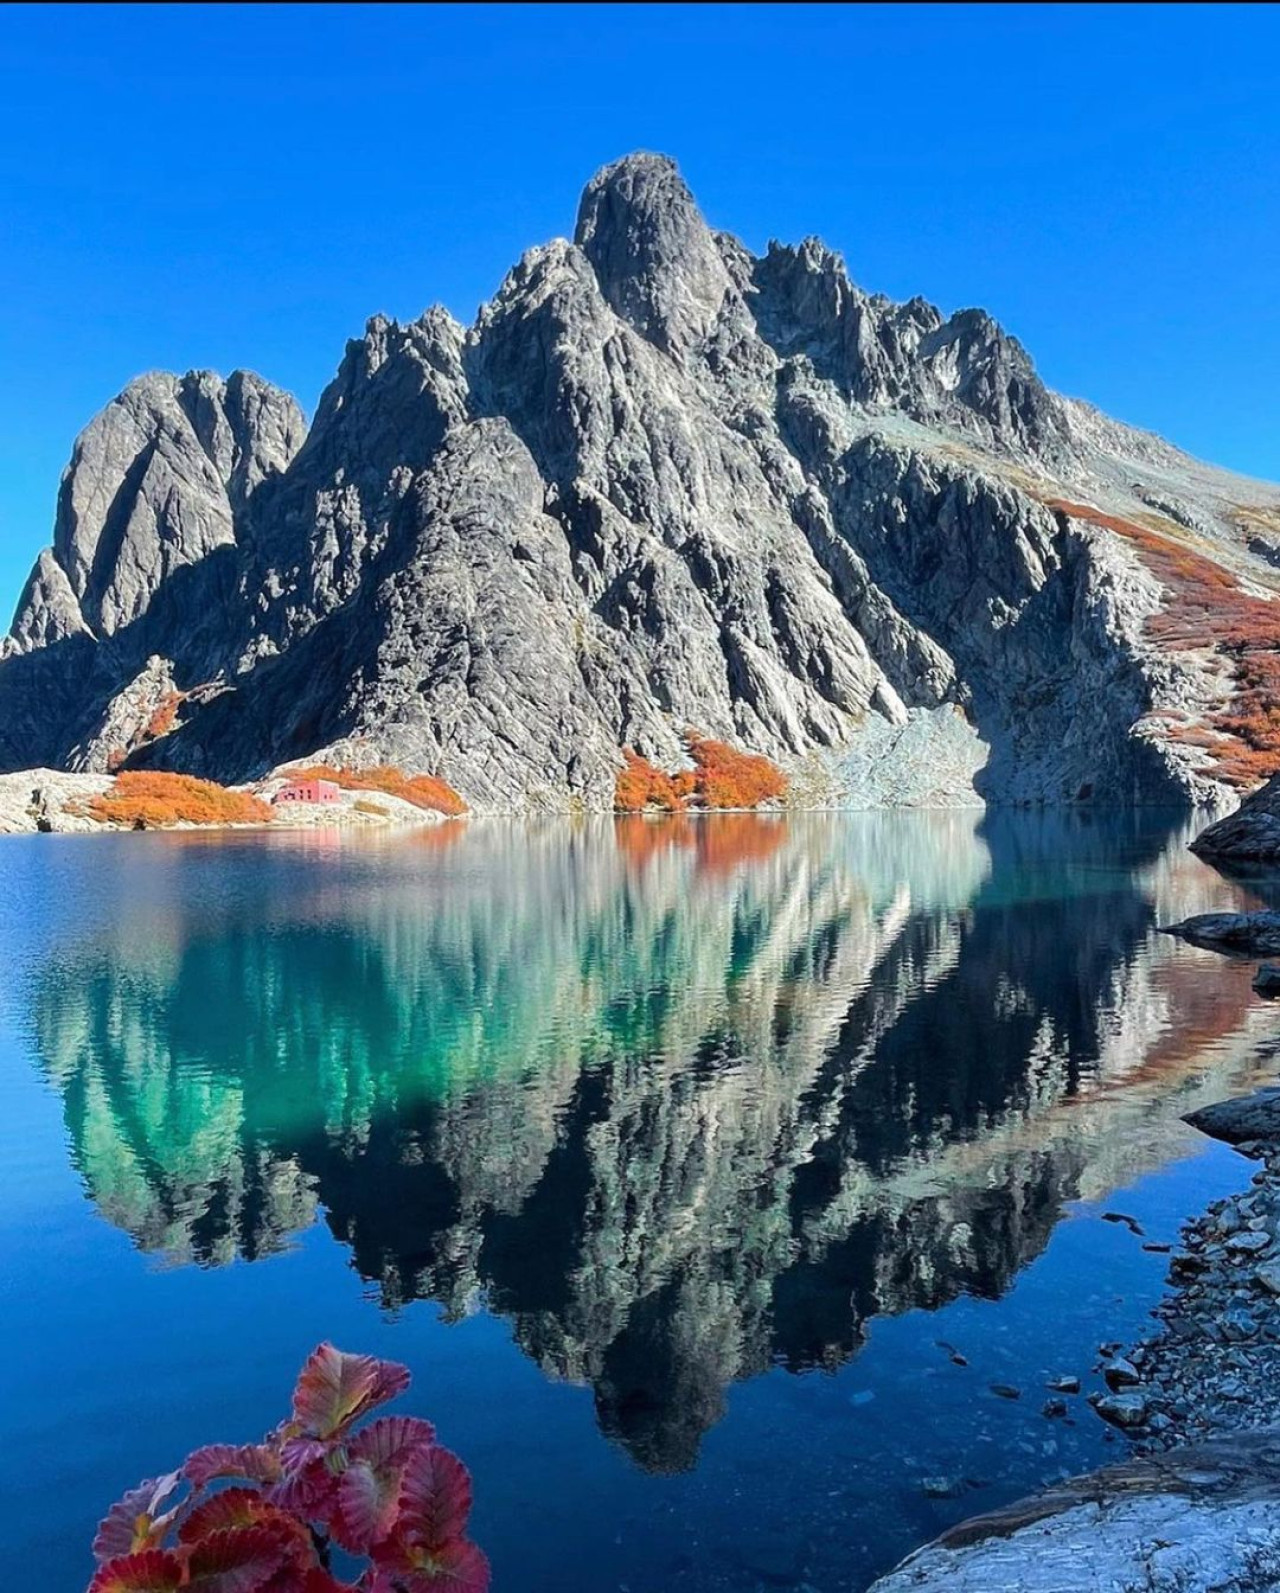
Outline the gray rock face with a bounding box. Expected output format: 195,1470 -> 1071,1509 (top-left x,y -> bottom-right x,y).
4,153 -> 1280,808
867,1429 -> 1280,1593
44,369 -> 304,638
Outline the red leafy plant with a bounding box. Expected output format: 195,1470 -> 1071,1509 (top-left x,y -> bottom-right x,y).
87,1344 -> 489,1593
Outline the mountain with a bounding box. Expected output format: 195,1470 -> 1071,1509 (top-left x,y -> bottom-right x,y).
4,152 -> 1280,810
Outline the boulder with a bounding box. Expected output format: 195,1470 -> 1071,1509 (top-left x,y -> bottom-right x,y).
1191,777 -> 1280,860
867,1429 -> 1280,1592
1159,911 -> 1280,956
1185,1089 -> 1280,1148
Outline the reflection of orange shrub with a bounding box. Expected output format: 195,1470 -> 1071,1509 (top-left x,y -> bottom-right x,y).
615,739 -> 788,811
288,763 -> 467,816
89,772 -> 272,828
615,813 -> 695,864
685,737 -> 789,808
1048,498 -> 1280,788
615,751 -> 685,812
615,812 -> 787,875
694,814 -> 787,876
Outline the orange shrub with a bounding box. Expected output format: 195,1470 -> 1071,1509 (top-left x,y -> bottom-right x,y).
88,772 -> 272,828
614,738 -> 788,811
615,750 -> 685,812
685,737 -> 789,809
288,763 -> 467,816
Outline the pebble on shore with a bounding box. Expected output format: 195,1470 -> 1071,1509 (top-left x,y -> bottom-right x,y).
1090,1123 -> 1280,1456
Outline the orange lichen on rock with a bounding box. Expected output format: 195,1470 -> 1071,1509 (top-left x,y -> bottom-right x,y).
615,737 -> 788,811
88,771 -> 273,828
286,763 -> 467,816
144,692 -> 182,741
1047,498 -> 1280,788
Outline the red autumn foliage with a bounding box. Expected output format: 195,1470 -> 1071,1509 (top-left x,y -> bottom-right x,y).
288,765 -> 467,817
614,736 -> 788,812
86,1344 -> 489,1593
1048,499 -> 1280,788
88,772 -> 273,829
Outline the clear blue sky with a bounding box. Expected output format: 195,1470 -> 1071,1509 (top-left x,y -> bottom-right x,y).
2,3 -> 1277,614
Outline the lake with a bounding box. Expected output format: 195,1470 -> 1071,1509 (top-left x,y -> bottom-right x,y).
0,810 -> 1272,1591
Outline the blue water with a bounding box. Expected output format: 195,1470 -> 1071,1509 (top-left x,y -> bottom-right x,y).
0,810 -> 1272,1591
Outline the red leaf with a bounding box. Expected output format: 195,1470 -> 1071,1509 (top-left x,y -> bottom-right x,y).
270,1454 -> 340,1520
291,1344 -> 410,1440
330,1458 -> 400,1555
396,1445 -> 473,1551
331,1417 -> 438,1554
279,1436 -> 328,1472
88,1550 -> 185,1593
177,1489 -> 310,1556
183,1524 -> 300,1591
347,1416 -> 436,1470
184,1445 -> 281,1490
93,1473 -> 184,1562
298,1574 -> 353,1593
367,1540 -> 490,1593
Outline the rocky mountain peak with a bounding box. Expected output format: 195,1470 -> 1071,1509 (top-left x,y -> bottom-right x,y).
574,151 -> 734,355
38,369 -> 303,642
4,152 -> 1279,806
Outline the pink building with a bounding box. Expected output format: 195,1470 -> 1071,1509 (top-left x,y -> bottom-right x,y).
273,777 -> 341,805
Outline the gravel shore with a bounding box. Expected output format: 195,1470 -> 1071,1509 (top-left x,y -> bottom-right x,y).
1096,1124 -> 1280,1452
867,1085 -> 1280,1591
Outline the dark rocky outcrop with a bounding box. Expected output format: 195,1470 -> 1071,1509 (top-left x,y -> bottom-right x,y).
4,153 -> 1279,809
1160,911 -> 1280,957
1185,1088 -> 1280,1146
1192,774 -> 1280,861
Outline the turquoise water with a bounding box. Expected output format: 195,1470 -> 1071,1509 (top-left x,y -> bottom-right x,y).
0,810 -> 1272,1591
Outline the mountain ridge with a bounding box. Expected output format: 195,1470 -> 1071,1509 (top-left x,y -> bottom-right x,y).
4,151 -> 1279,810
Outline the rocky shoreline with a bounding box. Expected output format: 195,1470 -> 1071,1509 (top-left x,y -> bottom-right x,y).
1107,1107 -> 1280,1457
867,1078 -> 1280,1591
0,768 -> 458,834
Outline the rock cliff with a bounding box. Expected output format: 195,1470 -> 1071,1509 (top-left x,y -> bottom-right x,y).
6,153 -> 1280,809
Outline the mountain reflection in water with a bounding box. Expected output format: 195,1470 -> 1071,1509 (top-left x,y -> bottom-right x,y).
31,810 -> 1271,1473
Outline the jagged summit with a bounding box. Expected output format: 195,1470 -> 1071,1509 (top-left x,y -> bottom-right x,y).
574,151 -> 733,356
4,152 -> 1279,808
